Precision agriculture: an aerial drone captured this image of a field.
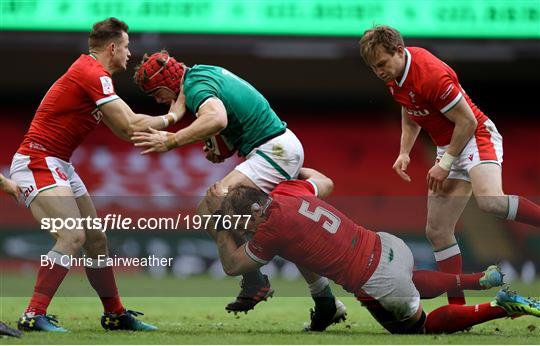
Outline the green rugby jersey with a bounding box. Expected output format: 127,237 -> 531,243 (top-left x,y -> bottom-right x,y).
184,65 -> 286,156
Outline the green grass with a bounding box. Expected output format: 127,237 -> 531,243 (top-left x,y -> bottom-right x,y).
1,274 -> 539,344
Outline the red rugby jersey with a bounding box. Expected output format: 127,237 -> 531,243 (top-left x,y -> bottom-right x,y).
18,55 -> 119,161
387,47 -> 489,146
246,180 -> 381,294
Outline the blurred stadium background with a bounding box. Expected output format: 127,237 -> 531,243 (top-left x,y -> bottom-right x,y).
0,0 -> 539,294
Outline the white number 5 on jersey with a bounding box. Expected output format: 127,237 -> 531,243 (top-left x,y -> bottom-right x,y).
298,200 -> 341,234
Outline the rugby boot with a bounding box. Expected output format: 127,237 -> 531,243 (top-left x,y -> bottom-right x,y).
304,298 -> 347,332
479,265 -> 505,289
101,309 -> 157,331
226,275 -> 274,314
492,288 -> 540,318
17,313 -> 68,332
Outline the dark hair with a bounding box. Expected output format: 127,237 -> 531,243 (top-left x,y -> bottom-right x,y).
359,25 -> 404,65
88,17 -> 129,50
222,185 -> 268,216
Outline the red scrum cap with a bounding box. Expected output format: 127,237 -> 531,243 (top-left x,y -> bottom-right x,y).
134,51 -> 184,95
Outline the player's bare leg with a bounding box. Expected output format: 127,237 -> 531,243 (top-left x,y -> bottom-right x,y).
470,163 -> 540,228
78,194 -> 156,331
18,187 -> 83,332
298,267 -> 347,332
426,178 -> 472,305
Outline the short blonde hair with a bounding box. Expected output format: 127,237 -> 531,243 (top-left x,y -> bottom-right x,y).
359,25 -> 404,65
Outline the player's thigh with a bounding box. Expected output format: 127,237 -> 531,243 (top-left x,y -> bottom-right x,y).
360,232 -> 421,325
219,169 -> 260,190
426,179 -> 472,235
30,186 -> 86,249
29,186 -> 80,223
469,164 -> 503,196
76,193 -> 108,256
469,163 -> 506,208
235,129 -> 304,194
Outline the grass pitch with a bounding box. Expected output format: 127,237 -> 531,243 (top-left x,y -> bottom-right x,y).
1,274 -> 539,344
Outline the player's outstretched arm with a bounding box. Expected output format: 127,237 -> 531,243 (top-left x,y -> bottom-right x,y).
132,97 -> 229,154
298,168 -> 334,198
100,98 -> 180,141
0,173 -> 22,203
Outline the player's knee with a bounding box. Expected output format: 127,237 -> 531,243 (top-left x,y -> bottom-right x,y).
425,225 -> 452,249
84,231 -> 108,255
58,231 -> 86,254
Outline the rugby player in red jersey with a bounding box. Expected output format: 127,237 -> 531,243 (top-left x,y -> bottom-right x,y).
8,17 -> 183,332
211,170 -> 539,334
359,26 -> 540,305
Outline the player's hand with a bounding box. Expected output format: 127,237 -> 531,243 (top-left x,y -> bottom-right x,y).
0,173 -> 23,203
392,153 -> 411,182
203,145 -> 224,163
427,164 -> 450,193
206,181 -> 228,212
132,128 -> 177,154
169,84 -> 186,122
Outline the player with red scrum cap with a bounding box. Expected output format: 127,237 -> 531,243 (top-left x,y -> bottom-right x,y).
132,51 -> 346,331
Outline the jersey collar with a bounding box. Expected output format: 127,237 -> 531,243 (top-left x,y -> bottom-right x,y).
396,48 -> 411,87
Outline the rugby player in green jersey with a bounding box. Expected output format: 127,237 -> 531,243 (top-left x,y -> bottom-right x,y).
132,51 -> 346,331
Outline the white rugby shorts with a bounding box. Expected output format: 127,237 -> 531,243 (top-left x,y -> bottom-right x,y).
359,232 -> 421,322
235,129 -> 304,193
436,119 -> 503,182
10,153 -> 88,207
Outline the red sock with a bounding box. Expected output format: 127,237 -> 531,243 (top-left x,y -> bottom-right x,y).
434,244 -> 466,305
512,196 -> 540,227
413,270 -> 483,298
85,265 -> 124,315
26,254 -> 69,315
425,303 -> 507,334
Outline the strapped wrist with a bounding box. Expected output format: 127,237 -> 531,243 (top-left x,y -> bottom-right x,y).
438,152 -> 456,171
161,115 -> 169,127
167,111 -> 179,123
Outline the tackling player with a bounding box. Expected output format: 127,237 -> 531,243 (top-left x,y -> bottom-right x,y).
358,25 -> 540,305
8,18 -> 183,332
211,170 -> 539,334
131,51 -> 345,329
